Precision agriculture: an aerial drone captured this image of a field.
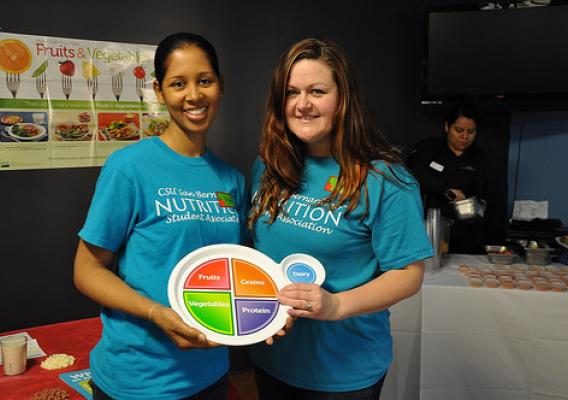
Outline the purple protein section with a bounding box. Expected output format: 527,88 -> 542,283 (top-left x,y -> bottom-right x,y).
235,299 -> 278,335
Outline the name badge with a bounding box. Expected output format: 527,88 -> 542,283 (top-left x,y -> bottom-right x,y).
429,161 -> 444,172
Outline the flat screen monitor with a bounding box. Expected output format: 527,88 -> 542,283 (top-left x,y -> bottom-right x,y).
426,7 -> 568,97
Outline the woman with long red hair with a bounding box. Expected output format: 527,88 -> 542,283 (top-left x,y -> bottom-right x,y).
248,38 -> 433,399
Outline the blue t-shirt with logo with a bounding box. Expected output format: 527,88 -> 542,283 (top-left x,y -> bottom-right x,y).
79,137 -> 246,400
249,156 -> 433,392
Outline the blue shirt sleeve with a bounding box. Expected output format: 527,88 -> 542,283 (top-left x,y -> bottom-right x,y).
367,165 -> 434,271
79,161 -> 138,252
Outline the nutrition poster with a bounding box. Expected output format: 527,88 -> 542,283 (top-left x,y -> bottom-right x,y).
0,32 -> 170,171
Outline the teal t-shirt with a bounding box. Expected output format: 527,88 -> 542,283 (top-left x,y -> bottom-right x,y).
79,137 -> 247,400
249,157 -> 433,392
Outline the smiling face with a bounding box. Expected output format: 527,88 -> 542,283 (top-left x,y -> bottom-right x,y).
445,116 -> 477,156
154,45 -> 222,139
284,59 -> 339,157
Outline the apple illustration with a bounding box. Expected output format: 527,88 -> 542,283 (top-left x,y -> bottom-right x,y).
133,65 -> 145,79
60,60 -> 75,77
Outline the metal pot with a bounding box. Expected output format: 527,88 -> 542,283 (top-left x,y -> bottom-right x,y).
525,248 -> 551,266
452,197 -> 486,221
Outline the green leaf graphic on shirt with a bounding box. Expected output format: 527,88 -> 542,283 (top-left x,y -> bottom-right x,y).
216,192 -> 235,208
324,176 -> 338,192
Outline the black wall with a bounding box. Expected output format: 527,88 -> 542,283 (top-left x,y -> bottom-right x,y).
0,0 -> 509,332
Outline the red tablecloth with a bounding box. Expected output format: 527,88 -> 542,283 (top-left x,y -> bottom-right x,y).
0,317 -> 102,400
1,317 -> 241,400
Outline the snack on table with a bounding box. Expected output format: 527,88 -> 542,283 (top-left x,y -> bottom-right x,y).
512,264 -> 528,272
501,280 -> 516,289
513,273 -> 527,281
31,388 -> 71,400
551,281 -> 567,292
464,262 -> 567,291
458,265 -> 470,274
469,277 -> 483,288
485,278 -> 499,288
518,280 -> 533,290
468,273 -> 482,281
40,353 -> 75,370
534,281 -> 551,291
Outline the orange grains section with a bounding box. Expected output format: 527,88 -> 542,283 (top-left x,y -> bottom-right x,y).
232,259 -> 277,297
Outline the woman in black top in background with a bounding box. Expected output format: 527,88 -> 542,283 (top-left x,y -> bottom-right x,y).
406,102 -> 487,254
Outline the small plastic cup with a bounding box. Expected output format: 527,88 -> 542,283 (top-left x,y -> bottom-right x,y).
1,336 -> 27,376
551,281 -> 566,292
525,270 -> 538,278
485,278 -> 499,288
501,280 -> 516,289
512,264 -> 528,272
517,280 -> 533,290
469,277 -> 483,288
535,281 -> 551,292
468,271 -> 482,279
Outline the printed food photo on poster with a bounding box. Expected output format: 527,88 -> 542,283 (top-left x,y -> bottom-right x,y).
97,112 -> 140,141
51,111 -> 95,142
142,112 -> 169,137
0,112 -> 48,142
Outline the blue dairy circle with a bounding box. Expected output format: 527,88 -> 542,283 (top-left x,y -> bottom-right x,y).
287,263 -> 316,283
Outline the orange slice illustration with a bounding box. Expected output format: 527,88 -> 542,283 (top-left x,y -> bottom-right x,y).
0,40 -> 32,74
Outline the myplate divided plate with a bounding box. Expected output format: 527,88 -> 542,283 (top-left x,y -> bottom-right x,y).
168,244 -> 325,346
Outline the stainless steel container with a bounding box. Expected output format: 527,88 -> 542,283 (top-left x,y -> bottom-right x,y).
525,248 -> 551,265
425,208 -> 451,273
487,252 -> 519,265
452,197 -> 486,221
484,245 -> 519,264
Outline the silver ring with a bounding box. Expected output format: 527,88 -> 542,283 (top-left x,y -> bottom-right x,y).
305,300 -> 313,312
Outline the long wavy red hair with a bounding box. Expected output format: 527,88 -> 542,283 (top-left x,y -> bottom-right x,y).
248,38 -> 403,229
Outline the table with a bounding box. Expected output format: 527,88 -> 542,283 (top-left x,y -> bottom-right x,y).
0,318 -> 101,400
0,317 -> 243,400
381,254 -> 568,400
381,282 -> 423,400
